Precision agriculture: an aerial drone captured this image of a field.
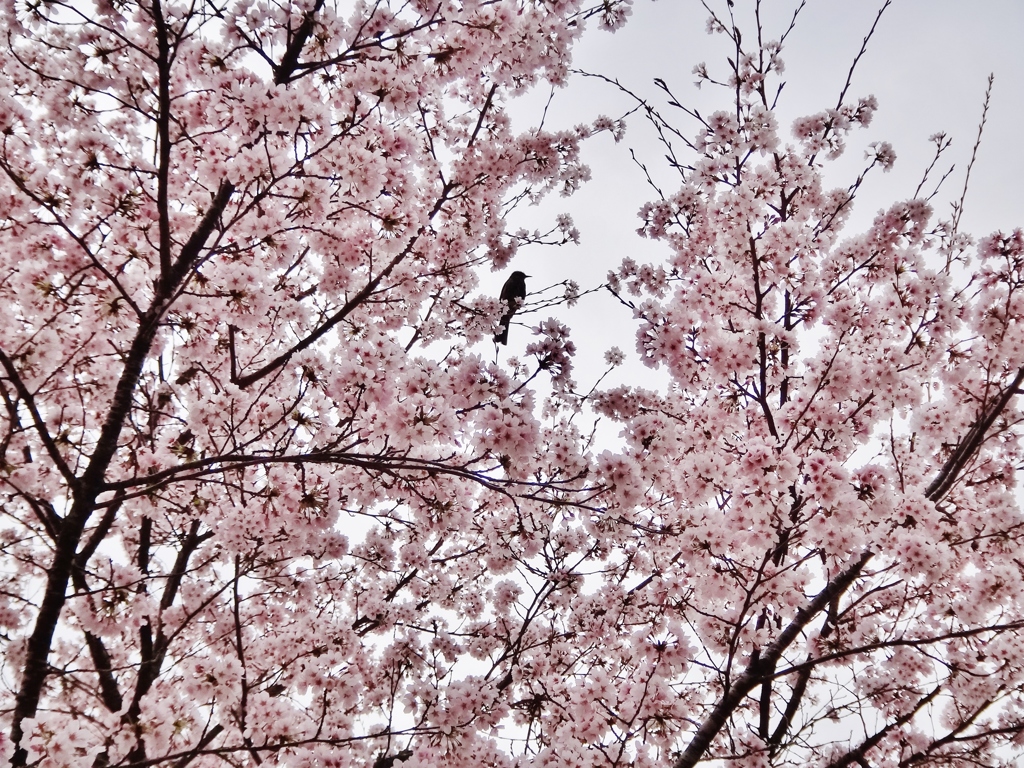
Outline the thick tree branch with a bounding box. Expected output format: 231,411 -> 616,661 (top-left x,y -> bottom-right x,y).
128,520 -> 206,720
230,248 -> 409,387
125,520 -> 208,766
153,0 -> 173,282
674,551 -> 873,768
767,659 -> 812,754
272,0 -> 326,85
9,181 -> 234,764
231,184 -> 452,388
825,685 -> 941,768
171,724 -> 225,768
70,495 -> 124,712
99,448 -> 602,513
925,365 -> 1024,502
273,13 -> 443,85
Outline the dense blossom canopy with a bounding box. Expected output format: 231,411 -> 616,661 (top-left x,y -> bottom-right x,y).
1,1 -> 1023,767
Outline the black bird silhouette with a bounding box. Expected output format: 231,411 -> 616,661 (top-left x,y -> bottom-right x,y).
494,270 -> 528,345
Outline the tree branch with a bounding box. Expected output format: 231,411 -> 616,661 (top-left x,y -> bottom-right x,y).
674,551 -> 874,768
825,685 -> 941,768
272,0 -> 326,85
0,348 -> 79,489
125,520 -> 208,765
925,365 -> 1024,502
9,181 -> 234,764
232,182 -> 452,389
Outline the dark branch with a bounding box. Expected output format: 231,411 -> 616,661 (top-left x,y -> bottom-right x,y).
925,365 -> 1024,502
674,551 -> 874,768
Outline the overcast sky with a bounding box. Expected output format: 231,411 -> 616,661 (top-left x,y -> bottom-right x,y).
493,0 -> 1024,401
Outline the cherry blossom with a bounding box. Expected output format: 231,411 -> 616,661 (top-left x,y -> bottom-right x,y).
2,0 -> 1024,767
589,4 -> 1024,767
0,0 -> 630,765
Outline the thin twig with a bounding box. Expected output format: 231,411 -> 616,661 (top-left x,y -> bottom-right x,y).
951,74 -> 993,237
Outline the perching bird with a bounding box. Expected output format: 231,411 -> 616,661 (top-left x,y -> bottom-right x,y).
494,270 -> 529,345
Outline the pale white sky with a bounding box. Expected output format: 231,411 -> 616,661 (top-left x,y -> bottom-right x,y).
495,0 -> 1024,400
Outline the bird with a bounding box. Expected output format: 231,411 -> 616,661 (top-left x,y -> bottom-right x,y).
494,270 -> 529,345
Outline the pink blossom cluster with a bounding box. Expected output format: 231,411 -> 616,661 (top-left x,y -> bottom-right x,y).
2,1 -> 1024,767
0,0 -> 633,765
590,10 -> 1024,767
